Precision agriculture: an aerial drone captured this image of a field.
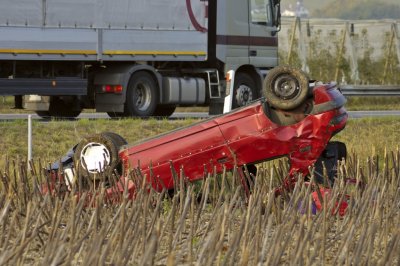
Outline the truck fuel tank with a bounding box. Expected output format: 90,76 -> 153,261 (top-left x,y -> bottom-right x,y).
162,77 -> 206,104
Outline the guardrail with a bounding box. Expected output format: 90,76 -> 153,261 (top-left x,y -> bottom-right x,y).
340,85 -> 400,96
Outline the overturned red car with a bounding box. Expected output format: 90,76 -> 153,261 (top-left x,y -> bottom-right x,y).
49,66 -> 348,201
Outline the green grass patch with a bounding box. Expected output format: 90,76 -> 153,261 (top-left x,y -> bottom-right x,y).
332,116 -> 400,159
345,96 -> 400,111
0,118 -> 197,169
1,116 -> 399,169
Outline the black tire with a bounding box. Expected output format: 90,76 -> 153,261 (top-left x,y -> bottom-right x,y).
263,66 -> 309,110
73,132 -> 124,183
333,141 -> 347,161
35,111 -> 51,118
233,73 -> 258,109
243,164 -> 257,190
125,71 -> 159,117
314,141 -> 347,185
101,132 -> 128,147
36,97 -> 82,118
107,112 -> 126,118
50,97 -> 82,118
153,104 -> 177,117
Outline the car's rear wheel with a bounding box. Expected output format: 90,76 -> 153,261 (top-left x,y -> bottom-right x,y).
102,132 -> 128,148
263,66 -> 309,110
73,132 -> 126,186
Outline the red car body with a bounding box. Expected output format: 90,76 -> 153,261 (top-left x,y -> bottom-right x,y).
116,83 -> 347,196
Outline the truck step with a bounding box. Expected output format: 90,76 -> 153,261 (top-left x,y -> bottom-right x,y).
206,70 -> 221,99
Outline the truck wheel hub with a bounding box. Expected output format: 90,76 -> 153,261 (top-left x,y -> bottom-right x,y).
135,84 -> 152,111
273,74 -> 299,100
80,142 -> 111,174
236,85 -> 253,106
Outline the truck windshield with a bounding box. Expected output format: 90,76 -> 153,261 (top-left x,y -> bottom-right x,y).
250,0 -> 279,27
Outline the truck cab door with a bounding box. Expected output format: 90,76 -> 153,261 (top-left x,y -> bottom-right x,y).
248,0 -> 279,68
216,0 -> 250,66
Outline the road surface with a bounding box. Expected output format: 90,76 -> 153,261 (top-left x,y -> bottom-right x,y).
0,111 -> 399,121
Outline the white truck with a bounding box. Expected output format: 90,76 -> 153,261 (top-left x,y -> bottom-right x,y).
0,0 -> 281,118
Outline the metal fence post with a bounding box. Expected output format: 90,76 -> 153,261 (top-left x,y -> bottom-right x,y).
28,114 -> 32,169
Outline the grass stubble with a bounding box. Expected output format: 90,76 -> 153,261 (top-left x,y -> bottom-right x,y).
0,117 -> 399,265
0,147 -> 399,265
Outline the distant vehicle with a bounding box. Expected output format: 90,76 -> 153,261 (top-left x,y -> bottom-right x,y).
0,0 -> 281,118
281,1 -> 309,18
45,66 -> 348,201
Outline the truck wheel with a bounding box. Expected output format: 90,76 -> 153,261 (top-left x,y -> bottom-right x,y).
233,73 -> 258,108
125,72 -> 158,117
36,97 -> 82,118
153,104 -> 176,117
263,66 -> 309,110
107,112 -> 125,118
35,111 -> 51,118
73,132 -> 125,184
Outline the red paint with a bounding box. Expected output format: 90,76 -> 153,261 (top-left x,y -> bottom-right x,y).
186,0 -> 208,32
312,188 -> 349,217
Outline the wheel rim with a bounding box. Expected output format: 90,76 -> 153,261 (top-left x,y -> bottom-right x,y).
80,142 -> 111,174
273,74 -> 300,100
135,83 -> 152,112
235,85 -> 253,106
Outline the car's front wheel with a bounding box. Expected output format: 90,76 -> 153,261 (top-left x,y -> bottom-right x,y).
263,66 -> 310,110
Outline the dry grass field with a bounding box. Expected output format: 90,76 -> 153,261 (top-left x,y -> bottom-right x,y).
0,150 -> 399,265
0,116 -> 399,265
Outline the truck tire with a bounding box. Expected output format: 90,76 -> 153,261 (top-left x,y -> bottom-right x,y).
35,111 -> 51,118
125,72 -> 158,117
233,73 -> 258,108
107,112 -> 125,118
153,104 -> 176,117
73,132 -> 125,184
36,97 -> 82,118
263,66 -> 309,110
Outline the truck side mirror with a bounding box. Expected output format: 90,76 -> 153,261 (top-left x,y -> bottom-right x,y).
271,1 -> 281,35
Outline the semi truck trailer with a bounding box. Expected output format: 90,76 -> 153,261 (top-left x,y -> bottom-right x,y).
0,0 -> 281,118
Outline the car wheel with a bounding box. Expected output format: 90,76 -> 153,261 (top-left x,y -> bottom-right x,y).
125,71 -> 158,117
101,132 -> 128,147
263,66 -> 309,110
233,73 -> 258,109
333,141 -> 347,161
243,164 -> 257,190
73,132 -> 125,185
